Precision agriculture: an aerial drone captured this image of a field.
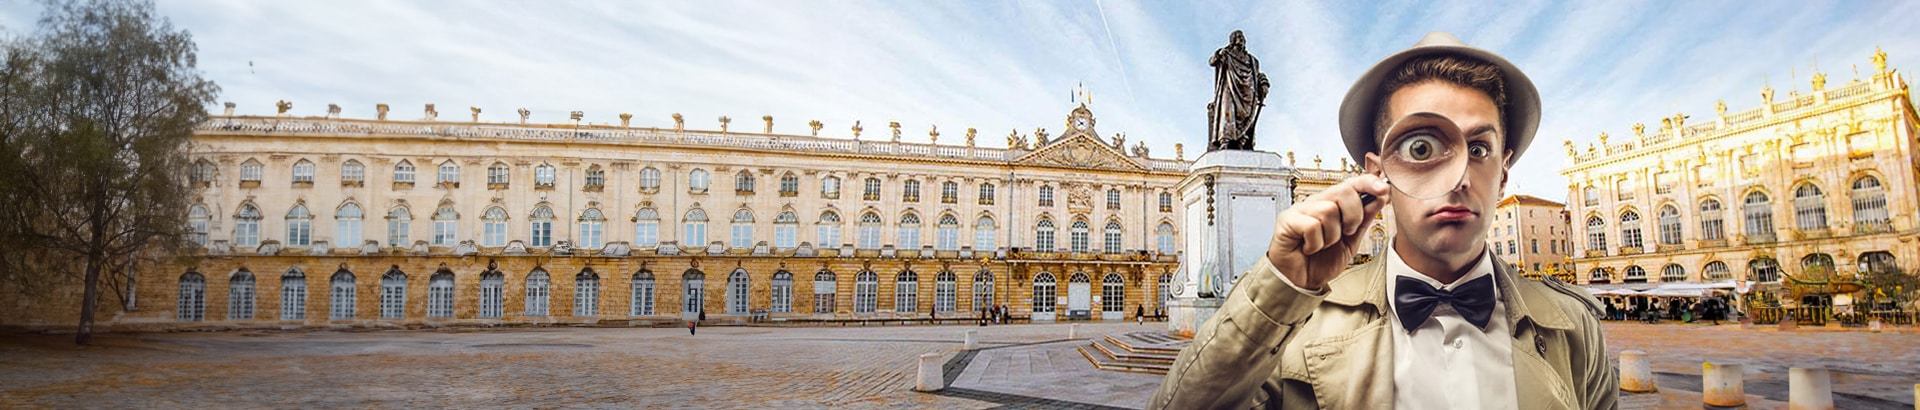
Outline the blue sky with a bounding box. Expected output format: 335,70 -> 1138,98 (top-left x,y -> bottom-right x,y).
2,1 -> 1916,201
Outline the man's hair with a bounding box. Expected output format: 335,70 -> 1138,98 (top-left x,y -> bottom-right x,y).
1373,55 -> 1508,143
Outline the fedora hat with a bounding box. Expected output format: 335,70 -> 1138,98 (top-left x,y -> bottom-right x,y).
1337,31 -> 1539,167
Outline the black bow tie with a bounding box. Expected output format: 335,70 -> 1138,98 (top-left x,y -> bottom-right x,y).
1394,274 -> 1496,333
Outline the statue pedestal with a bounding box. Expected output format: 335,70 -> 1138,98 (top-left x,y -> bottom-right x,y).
1167,149 -> 1293,335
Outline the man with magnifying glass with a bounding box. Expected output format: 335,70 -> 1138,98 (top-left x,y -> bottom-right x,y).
1151,32 -> 1615,409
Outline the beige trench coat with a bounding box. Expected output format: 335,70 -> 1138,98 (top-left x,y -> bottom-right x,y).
1150,255 -> 1617,409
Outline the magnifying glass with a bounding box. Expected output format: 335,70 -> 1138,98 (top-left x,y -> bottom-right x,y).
1357,112 -> 1471,205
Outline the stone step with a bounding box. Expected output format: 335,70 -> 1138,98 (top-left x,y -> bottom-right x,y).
1089,337 -> 1176,365
1076,344 -> 1171,375
1106,333 -> 1185,356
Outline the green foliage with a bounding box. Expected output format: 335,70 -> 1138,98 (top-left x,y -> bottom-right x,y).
0,0 -> 217,343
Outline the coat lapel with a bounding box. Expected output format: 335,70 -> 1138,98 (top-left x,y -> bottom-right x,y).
1302,257 -> 1395,409
1492,258 -> 1578,409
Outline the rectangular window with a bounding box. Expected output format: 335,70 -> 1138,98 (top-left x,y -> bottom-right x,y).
337,219 -> 361,248
236,220 -> 260,247
817,225 -> 840,248
631,281 -> 654,316
775,225 -> 797,248
635,222 -> 659,247
899,226 -> 920,250
531,221 -> 552,247
479,280 -> 503,319
580,222 -> 604,249
685,222 -> 707,246
484,221 -> 506,247
433,220 -> 456,246
731,224 -> 753,248
342,162 -> 365,184
388,218 -> 410,247
287,220 -> 311,246
858,226 -> 881,249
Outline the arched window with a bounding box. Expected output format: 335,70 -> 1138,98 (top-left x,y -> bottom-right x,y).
1582,185 -> 1598,206
1101,272 -> 1125,314
972,270 -> 994,312
688,168 -> 710,193
941,181 -> 959,204
1036,219 -> 1057,250
1657,205 -> 1682,245
525,269 -> 550,316
1588,268 -> 1610,284
479,269 -> 504,318
534,163 -> 556,187
583,165 -> 605,188
393,160 -> 415,183
292,159 -> 315,183
638,167 -> 661,190
188,205 -> 211,247
1618,211 -> 1643,252
1859,251 -> 1899,276
862,177 -> 881,201
1852,176 -> 1890,232
1584,216 -> 1606,255
1157,223 -> 1176,254
683,208 -> 709,246
1106,189 -> 1121,210
1032,273 -> 1057,314
386,206 -> 412,247
1070,220 -> 1091,253
729,209 -> 755,249
894,270 -> 920,313
437,160 -> 459,185
487,162 -> 509,185
633,208 -> 660,247
431,205 -> 457,246
428,271 -> 454,318
1793,183 -> 1828,231
900,213 -> 927,249
936,215 -> 960,251
978,183 -> 996,205
282,205 -> 312,247
1698,199 -> 1725,241
578,208 -> 606,249
235,204 -> 262,247
813,270 -> 838,314
857,212 -> 883,249
771,270 -> 793,313
974,216 -> 997,251
530,206 -> 554,247
337,203 -> 364,248
934,271 -> 956,313
683,270 -> 706,315
239,159 -> 263,183
774,211 -> 800,249
329,269 -> 356,320
821,175 -> 841,199
854,270 -> 878,313
228,269 -> 255,320
1703,261 -> 1731,281
1743,191 -> 1775,243
482,207 -> 508,247
1800,253 -> 1836,276
1660,264 -> 1686,283
734,170 -> 754,193
177,272 -> 206,322
574,269 -> 600,317
779,173 -> 799,196
380,267 -> 407,319
630,270 -> 655,316
1159,192 -> 1174,213
902,179 -> 921,202
816,211 -> 842,248
280,268 -> 306,320
340,159 -> 364,185
1103,221 -> 1123,253
1748,258 -> 1781,282
1038,185 -> 1055,207
190,159 -> 217,185
727,269 -> 750,315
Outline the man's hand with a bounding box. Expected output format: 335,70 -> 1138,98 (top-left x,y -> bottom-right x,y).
1266,174 -> 1391,291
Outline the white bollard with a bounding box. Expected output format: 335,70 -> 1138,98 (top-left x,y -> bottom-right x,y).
963,329 -> 978,350
1702,362 -> 1745,407
1069,323 -> 1079,339
1870,319 -> 1883,332
914,353 -> 944,392
1619,350 -> 1657,392
1789,367 -> 1834,410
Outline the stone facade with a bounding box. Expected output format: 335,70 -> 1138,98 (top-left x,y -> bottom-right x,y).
1562,49 -> 1919,287
1487,194 -> 1572,279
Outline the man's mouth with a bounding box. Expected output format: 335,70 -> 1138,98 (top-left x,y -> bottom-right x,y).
1428,205 -> 1476,222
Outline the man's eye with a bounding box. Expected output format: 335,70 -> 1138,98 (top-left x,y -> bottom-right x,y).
1396,134 -> 1440,161
1468,144 -> 1490,158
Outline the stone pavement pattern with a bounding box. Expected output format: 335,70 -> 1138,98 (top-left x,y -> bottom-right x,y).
0,321 -> 1915,408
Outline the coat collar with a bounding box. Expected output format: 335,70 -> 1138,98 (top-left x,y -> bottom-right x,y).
1323,242 -> 1574,334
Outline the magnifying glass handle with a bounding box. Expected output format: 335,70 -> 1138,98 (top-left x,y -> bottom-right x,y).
1358,192 -> 1376,206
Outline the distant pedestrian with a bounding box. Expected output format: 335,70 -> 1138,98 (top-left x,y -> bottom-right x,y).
698,309 -> 707,323
1136,305 -> 1145,325
688,320 -> 696,335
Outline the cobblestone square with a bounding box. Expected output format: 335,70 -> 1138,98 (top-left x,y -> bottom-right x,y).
0,322 -> 1913,409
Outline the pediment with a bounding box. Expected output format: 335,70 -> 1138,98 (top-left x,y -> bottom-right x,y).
1015,134 -> 1146,172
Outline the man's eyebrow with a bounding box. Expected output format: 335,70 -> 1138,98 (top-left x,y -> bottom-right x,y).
1467,124 -> 1498,138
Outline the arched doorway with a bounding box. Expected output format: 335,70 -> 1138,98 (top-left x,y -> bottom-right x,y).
1032,272 -> 1057,321
1067,272 -> 1092,318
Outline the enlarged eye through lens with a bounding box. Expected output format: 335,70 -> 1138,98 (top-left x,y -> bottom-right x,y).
1397,134 -> 1440,162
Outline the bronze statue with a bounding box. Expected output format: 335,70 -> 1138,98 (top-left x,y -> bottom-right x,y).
1207,30 -> 1270,152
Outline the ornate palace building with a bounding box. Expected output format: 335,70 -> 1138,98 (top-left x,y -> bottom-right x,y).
1563,48 -> 1918,290
0,100 -> 1377,331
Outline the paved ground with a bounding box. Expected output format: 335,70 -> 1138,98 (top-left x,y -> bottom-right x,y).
0,321 -> 1913,408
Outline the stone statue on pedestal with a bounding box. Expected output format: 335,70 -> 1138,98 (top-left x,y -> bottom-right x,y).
1206,30 -> 1270,152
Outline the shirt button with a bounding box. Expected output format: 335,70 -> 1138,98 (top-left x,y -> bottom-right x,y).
1270,346 -> 1280,355
1451,340 -> 1464,349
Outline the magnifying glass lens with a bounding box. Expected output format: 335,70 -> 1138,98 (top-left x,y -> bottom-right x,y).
1377,113 -> 1470,200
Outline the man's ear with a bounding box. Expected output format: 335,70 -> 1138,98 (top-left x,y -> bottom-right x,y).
1364,152 -> 1384,176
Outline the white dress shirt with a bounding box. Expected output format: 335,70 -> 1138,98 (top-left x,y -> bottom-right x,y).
1385,247 -> 1517,410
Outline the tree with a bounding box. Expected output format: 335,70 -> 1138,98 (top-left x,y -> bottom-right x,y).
0,0 -> 216,345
